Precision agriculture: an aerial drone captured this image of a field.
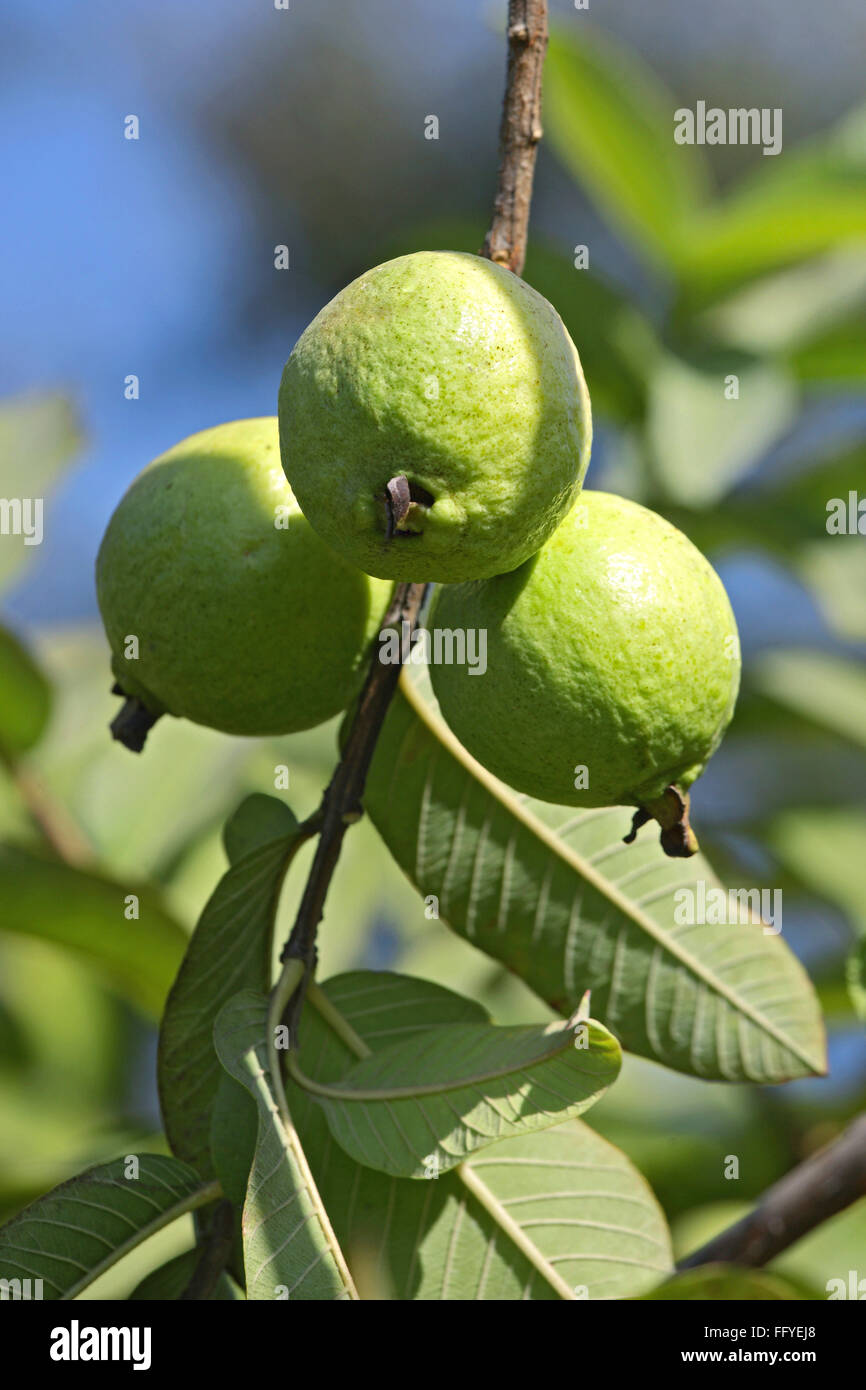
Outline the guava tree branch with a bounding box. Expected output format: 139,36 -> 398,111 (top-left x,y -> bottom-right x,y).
0,746 -> 94,866
280,582 -> 428,994
678,1114 -> 866,1270
481,0 -> 549,276
280,2 -> 551,1023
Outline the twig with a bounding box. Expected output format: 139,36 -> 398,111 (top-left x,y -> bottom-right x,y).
279,583 -> 428,1033
678,1115 -> 866,1270
0,747 -> 94,867
481,0 -> 549,276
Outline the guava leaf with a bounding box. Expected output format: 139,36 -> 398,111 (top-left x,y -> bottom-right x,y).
213,991 -> 356,1301
288,972 -> 672,1300
788,313 -> 866,385
0,1154 -> 215,1300
795,542 -> 866,644
751,650 -> 866,753
0,624 -> 52,755
127,1246 -> 244,1300
847,939 -> 866,1023
647,352 -> 796,506
359,673 -> 826,1083
222,792 -> 300,866
544,28 -> 706,267
158,809 -> 305,1177
296,1012 -> 619,1179
0,844 -> 186,1018
704,248 -> 866,356
678,161 -> 866,303
209,1069 -> 258,1208
639,1265 -> 805,1300
0,393 -> 83,596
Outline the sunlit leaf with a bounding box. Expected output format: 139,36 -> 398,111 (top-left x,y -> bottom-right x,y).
298,1011 -> 620,1179
647,353 -> 797,505
359,674 -> 826,1083
544,28 -> 706,266
796,542 -> 866,643
0,394 -> 83,594
704,248 -> 866,355
0,1154 -> 215,1300
213,991 -> 356,1300
767,807 -> 866,934
289,973 -> 672,1300
751,650 -> 866,752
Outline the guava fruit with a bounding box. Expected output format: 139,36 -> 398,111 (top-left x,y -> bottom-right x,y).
278,250 -> 592,583
96,418 -> 391,743
429,491 -> 741,855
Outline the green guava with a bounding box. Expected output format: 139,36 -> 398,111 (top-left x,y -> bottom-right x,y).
96,418 -> 391,738
278,250 -> 592,582
430,491 -> 740,850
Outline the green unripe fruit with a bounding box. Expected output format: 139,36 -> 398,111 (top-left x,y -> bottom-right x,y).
96,418 -> 391,738
279,250 -> 592,583
430,491 -> 740,825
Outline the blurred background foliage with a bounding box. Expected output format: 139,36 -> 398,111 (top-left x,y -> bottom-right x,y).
1,0 -> 864,1296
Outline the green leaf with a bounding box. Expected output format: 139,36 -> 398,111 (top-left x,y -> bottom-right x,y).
657,444 -> 866,562
0,1154 -> 216,1300
795,542 -> 866,643
647,352 -> 797,505
704,248 -> 866,356
360,675 -> 826,1082
158,820 -> 305,1177
0,625 -> 52,755
751,650 -> 866,752
847,940 -> 866,1022
296,1012 -> 619,1179
544,28 -> 706,266
640,1264 -> 805,1300
0,844 -> 186,1018
788,313 -> 866,385
520,243 -> 657,425
677,120 -> 866,300
0,393 -> 83,595
209,1069 -> 258,1208
127,1247 -> 244,1300
289,973 -> 672,1300
767,807 -> 866,935
212,991 -> 356,1300
222,793 -> 300,866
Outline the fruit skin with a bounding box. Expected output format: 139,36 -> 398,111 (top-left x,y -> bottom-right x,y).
430,491 -> 740,810
279,250 -> 592,583
96,418 -> 391,737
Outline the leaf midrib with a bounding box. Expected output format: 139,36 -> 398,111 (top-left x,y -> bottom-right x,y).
61,1174 -> 221,1300
287,1019 -> 615,1101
